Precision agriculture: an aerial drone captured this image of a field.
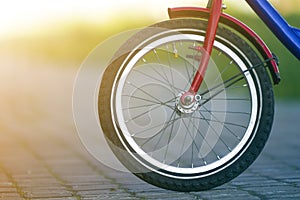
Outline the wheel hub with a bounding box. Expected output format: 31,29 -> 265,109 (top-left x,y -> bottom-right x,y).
175,92 -> 202,114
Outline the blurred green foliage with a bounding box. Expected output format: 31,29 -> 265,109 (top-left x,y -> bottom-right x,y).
234,13 -> 300,100
2,17 -> 155,62
3,13 -> 300,100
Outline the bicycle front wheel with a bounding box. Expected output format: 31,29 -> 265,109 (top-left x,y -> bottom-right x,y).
99,19 -> 274,191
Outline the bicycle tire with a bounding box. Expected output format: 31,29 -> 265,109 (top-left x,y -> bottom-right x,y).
98,18 -> 274,191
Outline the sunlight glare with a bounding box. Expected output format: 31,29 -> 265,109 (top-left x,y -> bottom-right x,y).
0,0 -> 208,37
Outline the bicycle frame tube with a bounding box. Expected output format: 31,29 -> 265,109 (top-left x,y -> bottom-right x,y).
189,0 -> 222,94
246,0 -> 300,60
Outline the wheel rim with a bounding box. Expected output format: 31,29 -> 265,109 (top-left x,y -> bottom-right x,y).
112,32 -> 261,178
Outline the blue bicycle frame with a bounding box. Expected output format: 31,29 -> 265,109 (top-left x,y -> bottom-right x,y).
247,0 -> 300,60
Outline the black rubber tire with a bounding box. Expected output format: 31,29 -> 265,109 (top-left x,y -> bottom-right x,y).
98,18 -> 274,191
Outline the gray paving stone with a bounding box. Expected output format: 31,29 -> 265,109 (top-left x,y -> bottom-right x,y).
0,181 -> 14,187
121,183 -> 162,193
81,195 -> 138,200
71,183 -> 120,191
138,191 -> 198,200
22,189 -> 74,199
246,185 -> 300,195
15,178 -> 62,188
0,63 -> 300,200
76,188 -> 130,197
65,178 -> 110,184
194,188 -> 260,199
0,192 -> 23,199
32,198 -> 78,200
0,197 -> 24,200
0,187 -> 18,193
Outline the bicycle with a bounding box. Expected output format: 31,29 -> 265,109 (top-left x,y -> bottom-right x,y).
98,0 -> 300,191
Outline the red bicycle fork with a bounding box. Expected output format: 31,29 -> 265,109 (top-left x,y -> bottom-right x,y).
180,0 -> 222,106
188,0 -> 223,95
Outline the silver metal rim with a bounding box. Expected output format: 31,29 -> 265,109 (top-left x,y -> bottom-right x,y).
112,31 -> 261,178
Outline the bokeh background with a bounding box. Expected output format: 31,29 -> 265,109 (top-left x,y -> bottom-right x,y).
0,0 -> 299,198
1,0 -> 299,99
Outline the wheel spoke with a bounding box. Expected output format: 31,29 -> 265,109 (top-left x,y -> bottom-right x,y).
132,68 -> 182,94
199,76 -> 244,107
113,33 -> 260,174
140,110 -> 179,148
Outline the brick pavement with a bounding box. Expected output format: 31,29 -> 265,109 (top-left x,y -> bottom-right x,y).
0,59 -> 299,199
